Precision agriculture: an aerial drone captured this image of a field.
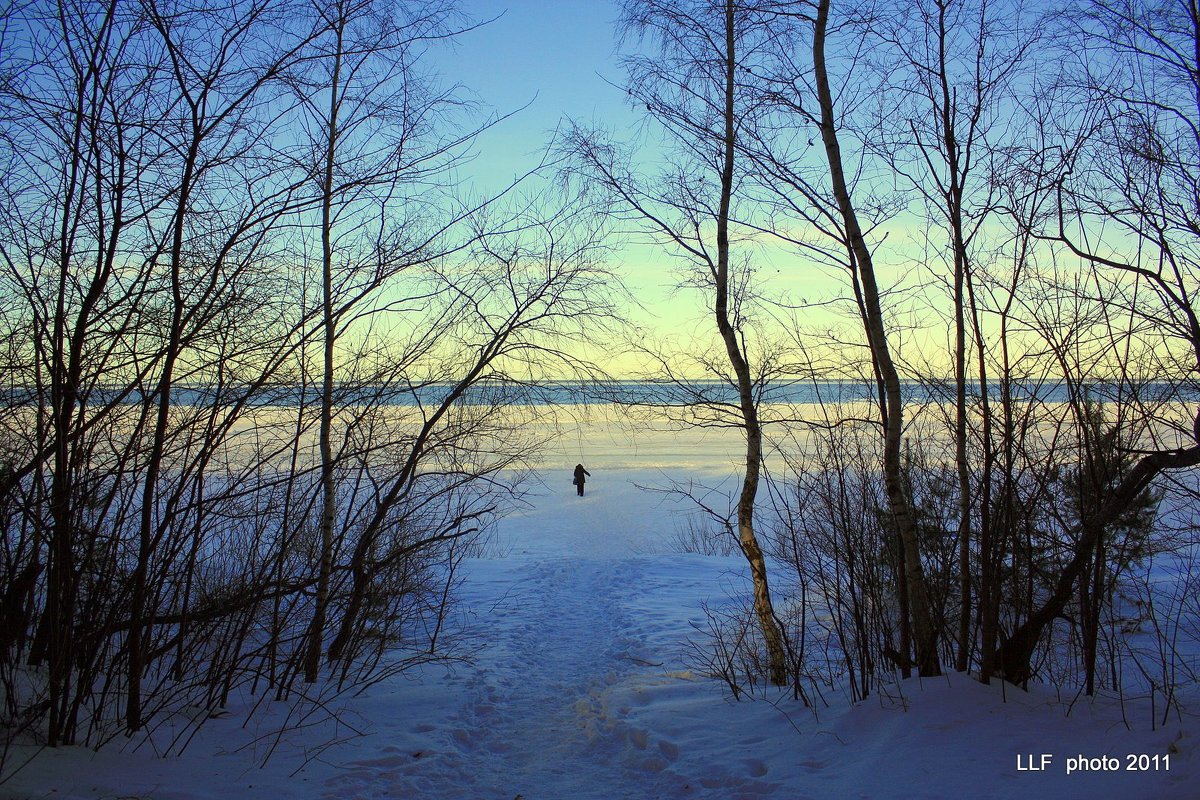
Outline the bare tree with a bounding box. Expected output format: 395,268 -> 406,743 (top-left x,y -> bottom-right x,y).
284,0 -> 475,684
866,0 -> 1042,678
572,0 -> 788,685
0,0 -> 170,744
0,0 -> 617,763
116,0 -> 321,733
740,0 -> 942,676
991,0 -> 1200,684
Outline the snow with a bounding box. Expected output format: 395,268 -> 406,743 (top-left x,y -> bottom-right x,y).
3,416 -> 1197,799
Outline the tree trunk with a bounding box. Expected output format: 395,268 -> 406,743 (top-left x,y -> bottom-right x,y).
812,0 -> 940,677
953,243 -> 971,674
129,133 -> 195,732
713,0 -> 787,686
995,438 -> 1200,684
305,10 -> 345,685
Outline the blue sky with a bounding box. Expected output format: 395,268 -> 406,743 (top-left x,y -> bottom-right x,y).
429,1 -> 727,367
427,1 -> 845,373
432,1 -> 636,190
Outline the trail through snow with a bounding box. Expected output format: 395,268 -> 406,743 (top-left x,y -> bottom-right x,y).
320,474 -> 775,798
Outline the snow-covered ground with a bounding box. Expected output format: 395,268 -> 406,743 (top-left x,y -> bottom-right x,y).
3,416 -> 1197,798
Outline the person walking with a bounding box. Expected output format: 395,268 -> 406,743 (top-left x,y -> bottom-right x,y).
572,463 -> 591,496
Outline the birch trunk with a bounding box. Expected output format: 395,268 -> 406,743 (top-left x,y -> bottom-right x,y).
812,0 -> 941,676
712,0 -> 787,686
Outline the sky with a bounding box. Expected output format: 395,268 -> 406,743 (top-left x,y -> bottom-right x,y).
425,1 -> 941,378
432,0 -> 634,186
427,1 -> 750,374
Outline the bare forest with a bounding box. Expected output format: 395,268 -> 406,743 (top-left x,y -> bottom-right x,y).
574,0 -> 1200,711
0,0 -> 614,762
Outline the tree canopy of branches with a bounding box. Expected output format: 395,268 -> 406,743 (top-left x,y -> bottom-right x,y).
583,0 -> 1200,701
0,0 -> 613,761
753,0 -> 1200,694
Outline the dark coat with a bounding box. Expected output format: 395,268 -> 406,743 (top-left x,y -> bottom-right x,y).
573,464 -> 590,485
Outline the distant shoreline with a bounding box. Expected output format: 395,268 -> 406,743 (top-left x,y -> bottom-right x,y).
5,378 -> 1193,408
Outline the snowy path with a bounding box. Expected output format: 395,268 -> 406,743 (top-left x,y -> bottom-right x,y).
318,477 -> 779,799
398,557 -> 661,798
307,470 -> 1199,800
